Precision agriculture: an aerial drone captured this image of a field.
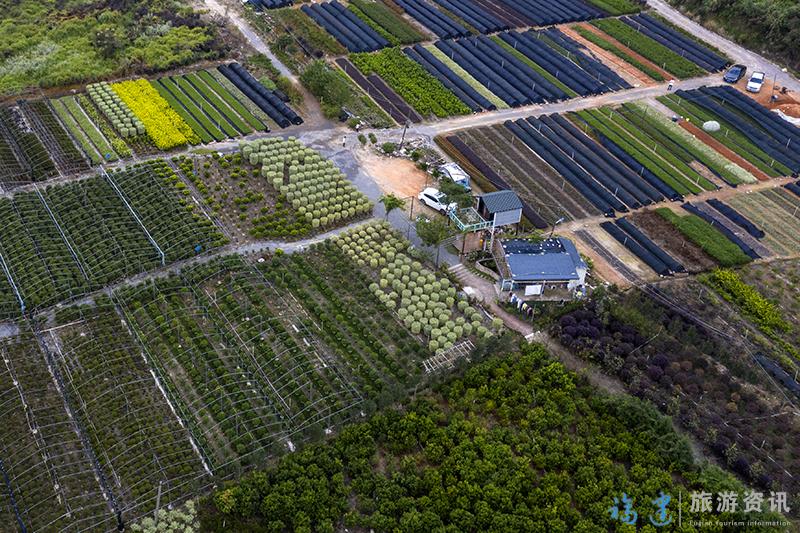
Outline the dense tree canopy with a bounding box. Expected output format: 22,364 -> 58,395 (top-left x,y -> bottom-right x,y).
200,344 -> 782,532
668,0 -> 800,70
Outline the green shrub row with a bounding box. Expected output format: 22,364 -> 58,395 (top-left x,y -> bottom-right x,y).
350,48 -> 470,118
592,18 -> 705,78
152,80 -> 217,143
197,70 -> 266,131
704,269 -> 791,334
572,26 -> 665,81
656,207 -> 751,267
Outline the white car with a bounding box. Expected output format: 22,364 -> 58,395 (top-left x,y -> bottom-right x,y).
746,71 -> 766,93
418,187 -> 457,214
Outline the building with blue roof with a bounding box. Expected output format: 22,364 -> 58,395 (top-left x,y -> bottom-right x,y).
498,237 -> 587,295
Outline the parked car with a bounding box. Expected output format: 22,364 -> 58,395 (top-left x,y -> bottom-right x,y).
746,71 -> 766,93
418,187 -> 457,214
723,64 -> 747,83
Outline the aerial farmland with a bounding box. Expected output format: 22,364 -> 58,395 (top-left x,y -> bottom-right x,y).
0,0 -> 799,531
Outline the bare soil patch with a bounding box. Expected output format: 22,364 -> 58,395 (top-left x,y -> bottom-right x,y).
630,210 -> 716,273
574,23 -> 673,81
560,25 -> 655,87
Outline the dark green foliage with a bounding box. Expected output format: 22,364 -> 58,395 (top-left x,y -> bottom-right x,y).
200,344 -> 781,531
656,208 -> 751,267
0,0 -> 225,95
666,0 -> 800,70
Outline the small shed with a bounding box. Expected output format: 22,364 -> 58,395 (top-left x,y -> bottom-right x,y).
477,191 -> 522,229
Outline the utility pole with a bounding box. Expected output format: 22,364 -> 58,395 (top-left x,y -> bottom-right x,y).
399,119 -> 410,150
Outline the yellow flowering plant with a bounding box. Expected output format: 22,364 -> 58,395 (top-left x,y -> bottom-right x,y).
111,79 -> 200,150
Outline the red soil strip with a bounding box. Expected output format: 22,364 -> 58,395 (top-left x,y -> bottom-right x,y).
560,25 -> 654,87
574,23 -> 673,81
678,120 -> 772,182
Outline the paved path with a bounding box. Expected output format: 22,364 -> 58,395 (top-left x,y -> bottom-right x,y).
648,0 -> 800,94
375,74 -> 721,138
202,0 -> 296,82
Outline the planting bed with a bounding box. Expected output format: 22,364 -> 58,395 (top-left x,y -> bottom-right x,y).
655,207 -> 751,267
206,69 -> 276,130
570,23 -> 668,82
53,299 -> 209,524
434,36 -> 568,107
727,189 -> 800,257
454,124 -> 600,222
334,221 -> 501,354
86,82 -> 143,139
241,137 -> 372,231
301,1 -> 389,53
497,29 -> 631,96
115,256 -> 364,475
572,106 -> 718,195
591,18 -> 705,78
0,106 -> 57,183
336,58 -> 422,124
629,210 -> 717,273
351,48 -> 470,118
112,79 -> 200,150
349,0 -> 424,45
0,329 -> 116,532
173,152 -> 311,243
622,13 -> 729,72
18,100 -> 88,176
395,0 -> 470,39
76,94 -> 132,159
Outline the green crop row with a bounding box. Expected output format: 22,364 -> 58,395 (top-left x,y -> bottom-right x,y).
60,96 -> 118,162
350,48 -> 470,118
51,98 -> 103,165
173,76 -> 239,138
623,102 -> 757,185
349,5 -> 399,47
350,0 -> 423,44
589,106 -> 717,191
183,72 -> 253,134
572,26 -> 665,81
197,70 -> 266,131
592,18 -> 705,78
152,80 -> 217,144
656,208 -> 751,267
658,94 -> 789,177
704,269 -> 791,334
574,109 -> 698,195
587,0 -> 641,15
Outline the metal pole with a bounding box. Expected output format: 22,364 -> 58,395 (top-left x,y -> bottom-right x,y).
399,120 -> 410,149
154,480 -> 163,524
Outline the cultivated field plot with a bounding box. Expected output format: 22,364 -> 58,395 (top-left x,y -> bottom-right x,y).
350,48 -> 471,119
0,106 -> 57,185
727,187 -> 800,257
51,96 -> 118,165
302,1 -> 390,53
173,152 -> 312,243
0,160 -> 224,318
629,210 -> 716,273
397,0 -> 616,31
451,124 -> 600,224
555,286 -> 800,498
50,299 -> 210,527
0,328 -> 116,533
153,71 -> 265,144
18,100 -> 88,176
661,86 -> 800,178
217,63 -> 303,129
114,256 -> 366,475
241,137 -> 373,232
